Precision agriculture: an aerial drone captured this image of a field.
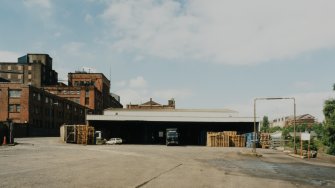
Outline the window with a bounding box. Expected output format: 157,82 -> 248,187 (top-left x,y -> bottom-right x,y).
28,66 -> 32,70
77,90 -> 80,95
45,97 -> 49,103
9,105 -> 15,112
7,74 -> 11,79
38,93 -> 41,101
9,90 -> 21,98
8,104 -> 20,113
8,65 -> 11,70
70,90 -> 75,95
85,90 -> 89,97
18,65 -> 22,70
28,74 -> 32,79
85,97 -> 89,105
18,75 -> 22,79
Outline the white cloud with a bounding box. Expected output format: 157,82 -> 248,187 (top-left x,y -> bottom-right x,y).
85,14 -> 94,24
293,81 -> 314,90
54,32 -> 62,37
114,76 -> 192,106
227,91 -> 335,122
129,76 -> 147,88
153,89 -> 192,101
115,80 -> 127,87
61,42 -> 85,55
100,0 -> 335,65
0,51 -> 20,62
23,0 -> 51,8
116,88 -> 149,105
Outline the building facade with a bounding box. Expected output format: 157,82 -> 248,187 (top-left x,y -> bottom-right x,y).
270,114 -> 316,128
0,53 -> 123,136
43,85 -> 104,114
0,54 -> 58,87
0,83 -> 85,136
126,98 -> 175,109
68,72 -> 123,110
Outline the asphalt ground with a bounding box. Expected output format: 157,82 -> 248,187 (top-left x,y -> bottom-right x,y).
0,137 -> 334,188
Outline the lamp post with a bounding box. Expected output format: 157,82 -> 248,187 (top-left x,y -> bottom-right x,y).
253,97 -> 296,154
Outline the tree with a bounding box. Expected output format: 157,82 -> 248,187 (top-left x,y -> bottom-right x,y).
261,116 -> 270,132
323,85 -> 335,155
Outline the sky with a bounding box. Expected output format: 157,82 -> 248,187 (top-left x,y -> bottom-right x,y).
1,0 -> 335,121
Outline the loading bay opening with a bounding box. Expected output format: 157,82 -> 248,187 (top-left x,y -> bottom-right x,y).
88,120 -> 256,145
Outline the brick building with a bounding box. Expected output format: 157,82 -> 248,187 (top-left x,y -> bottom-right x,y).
43,85 -> 104,114
0,54 -> 57,87
67,72 -> 123,110
0,83 -> 85,136
0,53 -> 122,136
127,98 -> 175,109
270,114 -> 316,128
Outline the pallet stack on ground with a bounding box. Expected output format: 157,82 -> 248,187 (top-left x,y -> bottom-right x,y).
231,135 -> 246,147
207,131 -> 245,147
75,125 -> 95,145
260,133 -> 271,149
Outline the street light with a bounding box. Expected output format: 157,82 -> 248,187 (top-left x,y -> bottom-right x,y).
253,97 -> 296,154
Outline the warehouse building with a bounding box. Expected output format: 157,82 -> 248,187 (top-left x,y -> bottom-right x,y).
87,107 -> 258,146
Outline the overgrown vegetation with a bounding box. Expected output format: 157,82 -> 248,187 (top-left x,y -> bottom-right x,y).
260,116 -> 270,132
264,84 -> 335,155
322,85 -> 335,155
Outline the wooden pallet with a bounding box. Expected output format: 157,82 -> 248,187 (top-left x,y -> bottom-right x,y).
75,125 -> 95,145
207,132 -> 245,147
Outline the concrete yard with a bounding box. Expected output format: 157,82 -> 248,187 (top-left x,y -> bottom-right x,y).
1,138 -> 335,188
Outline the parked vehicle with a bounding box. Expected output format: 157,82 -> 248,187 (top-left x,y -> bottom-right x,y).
106,138 -> 122,145
166,128 -> 179,146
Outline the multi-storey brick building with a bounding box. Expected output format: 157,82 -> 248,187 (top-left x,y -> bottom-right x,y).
67,72 -> 123,110
0,83 -> 85,136
0,54 -> 58,87
0,53 -> 122,136
43,85 -> 104,114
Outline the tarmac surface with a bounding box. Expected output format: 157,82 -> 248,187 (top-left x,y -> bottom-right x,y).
1,137 -> 335,188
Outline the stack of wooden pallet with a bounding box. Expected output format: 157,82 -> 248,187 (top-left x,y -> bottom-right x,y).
230,135 -> 246,147
207,131 -> 245,147
260,133 -> 271,149
207,132 -> 230,147
75,125 -> 95,145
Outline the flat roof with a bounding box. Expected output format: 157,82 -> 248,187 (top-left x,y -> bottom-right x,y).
87,109 -> 259,123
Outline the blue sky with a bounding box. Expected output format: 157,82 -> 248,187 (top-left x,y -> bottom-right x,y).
1,0 -> 335,121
